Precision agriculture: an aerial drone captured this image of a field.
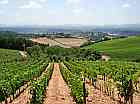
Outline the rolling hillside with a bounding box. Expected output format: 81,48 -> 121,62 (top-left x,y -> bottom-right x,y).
84,36 -> 140,61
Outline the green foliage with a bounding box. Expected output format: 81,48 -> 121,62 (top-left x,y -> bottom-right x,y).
84,36 -> 140,61
0,33 -> 33,50
0,48 -> 49,102
65,60 -> 140,104
80,41 -> 94,47
0,48 -> 21,63
60,63 -> 84,104
26,45 -> 101,62
31,64 -> 53,104
27,45 -> 43,57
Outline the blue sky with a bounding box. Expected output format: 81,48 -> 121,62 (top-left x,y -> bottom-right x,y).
0,0 -> 140,25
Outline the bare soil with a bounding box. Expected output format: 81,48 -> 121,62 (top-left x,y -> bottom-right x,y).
8,87 -> 31,104
85,79 -> 118,104
31,37 -> 68,47
134,94 -> 140,104
31,37 -> 87,48
54,37 -> 88,47
43,63 -> 74,104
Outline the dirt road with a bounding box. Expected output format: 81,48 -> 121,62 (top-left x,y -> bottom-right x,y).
43,63 -> 74,104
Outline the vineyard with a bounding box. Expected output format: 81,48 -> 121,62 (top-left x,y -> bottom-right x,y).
0,48 -> 21,63
0,38 -> 140,104
63,60 -> 140,104
0,48 -> 50,104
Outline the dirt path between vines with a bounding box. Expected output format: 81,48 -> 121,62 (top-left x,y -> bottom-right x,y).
43,63 -> 74,104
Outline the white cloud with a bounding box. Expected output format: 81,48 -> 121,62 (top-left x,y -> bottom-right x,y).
66,0 -> 81,4
73,8 -> 83,14
0,10 -> 4,14
0,0 -> 8,4
39,0 -> 46,2
133,1 -> 137,4
65,0 -> 83,15
122,3 -> 131,8
20,1 -> 42,9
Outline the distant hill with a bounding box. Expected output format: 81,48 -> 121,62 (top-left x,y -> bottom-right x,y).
0,24 -> 140,35
84,36 -> 140,61
0,26 -> 82,33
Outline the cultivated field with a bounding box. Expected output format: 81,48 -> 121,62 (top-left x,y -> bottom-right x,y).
31,37 -> 88,48
54,37 -> 88,47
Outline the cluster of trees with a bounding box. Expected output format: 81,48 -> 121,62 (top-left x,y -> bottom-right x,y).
0,31 -> 34,50
27,45 -> 101,62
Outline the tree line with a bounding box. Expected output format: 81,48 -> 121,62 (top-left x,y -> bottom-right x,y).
27,45 -> 101,62
0,31 -> 34,50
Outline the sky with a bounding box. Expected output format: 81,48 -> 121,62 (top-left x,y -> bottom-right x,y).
0,0 -> 140,25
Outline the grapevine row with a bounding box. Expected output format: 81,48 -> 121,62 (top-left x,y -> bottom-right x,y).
30,63 -> 53,104
64,60 -> 140,104
60,63 -> 84,104
0,58 -> 49,103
